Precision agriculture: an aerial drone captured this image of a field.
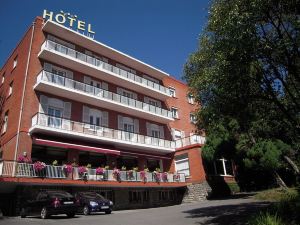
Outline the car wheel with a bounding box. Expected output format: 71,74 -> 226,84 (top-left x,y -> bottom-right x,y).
40,207 -> 48,219
67,212 -> 75,218
105,210 -> 112,214
83,206 -> 90,215
20,208 -> 26,218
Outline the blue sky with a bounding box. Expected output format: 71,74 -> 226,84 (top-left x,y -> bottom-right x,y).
0,0 -> 209,80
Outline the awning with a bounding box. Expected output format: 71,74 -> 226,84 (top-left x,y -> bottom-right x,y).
121,151 -> 172,160
33,138 -> 120,155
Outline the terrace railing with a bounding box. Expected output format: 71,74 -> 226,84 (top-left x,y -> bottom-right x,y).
31,113 -> 175,150
36,70 -> 173,119
43,40 -> 170,96
0,161 -> 186,183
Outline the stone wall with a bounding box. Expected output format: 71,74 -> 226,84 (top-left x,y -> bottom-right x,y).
182,181 -> 212,203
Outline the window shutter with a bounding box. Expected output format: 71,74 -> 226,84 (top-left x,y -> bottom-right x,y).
118,115 -> 123,130
134,119 -> 139,133
63,102 -> 71,119
146,122 -> 151,136
102,82 -> 108,90
40,95 -> 48,114
44,62 -> 52,72
159,126 -> 165,139
102,111 -> 109,127
82,106 -> 90,123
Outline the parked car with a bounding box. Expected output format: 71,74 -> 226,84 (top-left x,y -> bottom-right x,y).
74,191 -> 113,215
20,190 -> 77,219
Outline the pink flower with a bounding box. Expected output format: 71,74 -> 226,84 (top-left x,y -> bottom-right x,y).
96,167 -> 104,175
78,166 -> 87,175
162,172 -> 168,181
63,164 -> 73,174
17,155 -> 31,163
33,161 -> 46,171
140,171 -> 147,181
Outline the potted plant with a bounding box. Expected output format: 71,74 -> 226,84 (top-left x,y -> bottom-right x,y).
33,161 -> 46,177
95,167 -> 104,180
162,172 -> 168,182
153,168 -> 161,183
140,168 -> 148,182
63,164 -> 73,177
17,154 -> 31,163
112,168 -> 121,181
52,160 -> 58,166
121,166 -> 126,171
78,166 -> 87,179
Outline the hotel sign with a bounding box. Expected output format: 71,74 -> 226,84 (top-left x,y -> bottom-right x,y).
43,9 -> 95,37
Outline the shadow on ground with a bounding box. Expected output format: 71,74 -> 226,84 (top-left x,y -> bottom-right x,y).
183,201 -> 270,225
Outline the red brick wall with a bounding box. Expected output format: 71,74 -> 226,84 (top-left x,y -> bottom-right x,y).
163,77 -> 199,138
171,146 -> 206,184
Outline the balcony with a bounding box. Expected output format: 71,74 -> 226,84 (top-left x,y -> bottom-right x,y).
38,40 -> 171,101
30,113 -> 175,153
34,70 -> 173,124
0,161 -> 186,183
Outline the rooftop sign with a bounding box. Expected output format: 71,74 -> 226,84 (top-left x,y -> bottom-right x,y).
42,9 -> 95,39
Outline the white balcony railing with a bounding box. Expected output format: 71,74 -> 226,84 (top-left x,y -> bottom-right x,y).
31,113 -> 175,150
31,113 -> 205,150
0,161 -> 186,183
42,40 -> 170,96
36,70 -> 173,119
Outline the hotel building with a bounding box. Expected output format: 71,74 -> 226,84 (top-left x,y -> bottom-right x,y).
0,14 -> 225,215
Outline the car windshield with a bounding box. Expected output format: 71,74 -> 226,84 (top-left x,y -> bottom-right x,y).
79,192 -> 105,200
47,191 -> 73,198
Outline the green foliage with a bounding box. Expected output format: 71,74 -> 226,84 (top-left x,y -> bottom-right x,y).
252,188 -> 300,225
184,0 -> 300,186
247,212 -> 283,225
244,140 -> 290,171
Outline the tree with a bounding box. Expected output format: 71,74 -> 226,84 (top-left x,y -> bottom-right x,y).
184,0 -> 300,188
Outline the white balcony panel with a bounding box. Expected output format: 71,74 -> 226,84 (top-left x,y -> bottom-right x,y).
30,113 -> 175,154
34,72 -> 173,124
38,42 -> 170,101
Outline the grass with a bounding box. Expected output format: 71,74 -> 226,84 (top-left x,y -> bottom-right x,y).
247,212 -> 283,225
249,187 -> 300,225
254,188 -> 298,202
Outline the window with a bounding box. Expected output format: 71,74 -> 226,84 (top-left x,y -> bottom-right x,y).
146,122 -> 164,139
1,73 -> 5,84
171,107 -> 178,118
214,158 -> 233,176
169,87 -> 176,97
2,111 -> 8,134
47,107 -> 62,128
190,113 -> 196,124
175,154 -> 190,177
13,56 -> 18,69
8,82 -> 13,97
187,94 -> 195,104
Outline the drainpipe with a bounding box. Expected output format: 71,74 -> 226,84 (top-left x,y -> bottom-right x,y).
12,22 -> 35,176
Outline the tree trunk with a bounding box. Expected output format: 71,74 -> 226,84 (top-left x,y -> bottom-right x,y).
273,171 -> 288,189
283,155 -> 300,174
